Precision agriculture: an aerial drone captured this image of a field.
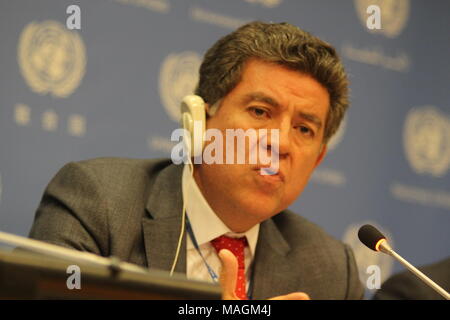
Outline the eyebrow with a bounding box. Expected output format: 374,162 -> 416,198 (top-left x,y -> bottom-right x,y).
242,92 -> 281,109
242,92 -> 323,130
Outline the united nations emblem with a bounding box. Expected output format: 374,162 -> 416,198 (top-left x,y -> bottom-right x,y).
404,106 -> 450,177
159,51 -> 201,122
354,0 -> 410,38
342,222 -> 393,286
18,20 -> 86,98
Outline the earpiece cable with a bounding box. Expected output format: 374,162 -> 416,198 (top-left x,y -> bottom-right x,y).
169,155 -> 194,276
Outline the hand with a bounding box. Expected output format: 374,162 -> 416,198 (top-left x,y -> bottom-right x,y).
218,249 -> 311,300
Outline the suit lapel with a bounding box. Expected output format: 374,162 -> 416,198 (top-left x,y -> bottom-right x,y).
140,162 -> 307,296
142,163 -> 187,274
251,217 -> 297,299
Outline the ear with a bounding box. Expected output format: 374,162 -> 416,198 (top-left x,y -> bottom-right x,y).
314,144 -> 327,168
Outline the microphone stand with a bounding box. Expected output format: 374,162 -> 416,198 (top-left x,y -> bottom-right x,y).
379,240 -> 450,300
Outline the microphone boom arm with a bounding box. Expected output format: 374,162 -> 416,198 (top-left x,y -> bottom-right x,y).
379,240 -> 450,300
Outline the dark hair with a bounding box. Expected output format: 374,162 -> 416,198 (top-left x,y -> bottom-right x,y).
195,21 -> 349,143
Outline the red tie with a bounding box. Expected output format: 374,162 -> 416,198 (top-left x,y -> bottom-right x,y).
211,235 -> 248,300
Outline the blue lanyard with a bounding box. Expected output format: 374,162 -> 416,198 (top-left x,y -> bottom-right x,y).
185,216 -> 253,299
186,217 -> 219,283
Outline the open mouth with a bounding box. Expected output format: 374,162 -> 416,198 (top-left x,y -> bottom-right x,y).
260,167 -> 278,176
254,166 -> 285,182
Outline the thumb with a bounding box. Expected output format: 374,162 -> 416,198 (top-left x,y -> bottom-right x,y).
218,249 -> 239,300
269,292 -> 311,300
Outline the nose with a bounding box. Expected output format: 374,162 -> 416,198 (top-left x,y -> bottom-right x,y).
264,118 -> 291,160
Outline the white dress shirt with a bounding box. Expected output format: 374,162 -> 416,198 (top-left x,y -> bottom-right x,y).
182,165 -> 259,291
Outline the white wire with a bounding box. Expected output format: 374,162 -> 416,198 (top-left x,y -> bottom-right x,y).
169,153 -> 194,276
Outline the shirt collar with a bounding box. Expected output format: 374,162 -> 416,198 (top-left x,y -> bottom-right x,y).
182,164 -> 259,256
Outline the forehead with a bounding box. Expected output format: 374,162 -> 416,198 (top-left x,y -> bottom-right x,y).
225,59 -> 330,120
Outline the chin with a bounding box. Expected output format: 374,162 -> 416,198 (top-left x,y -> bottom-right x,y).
237,194 -> 282,221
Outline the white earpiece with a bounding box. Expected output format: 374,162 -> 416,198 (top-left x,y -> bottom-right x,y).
170,95 -> 206,276
180,95 -> 206,158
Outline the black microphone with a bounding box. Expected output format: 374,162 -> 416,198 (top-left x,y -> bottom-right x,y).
358,224 -> 450,300
358,224 -> 387,252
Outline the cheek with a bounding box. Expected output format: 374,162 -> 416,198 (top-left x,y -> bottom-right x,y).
286,153 -> 320,193
284,176 -> 308,202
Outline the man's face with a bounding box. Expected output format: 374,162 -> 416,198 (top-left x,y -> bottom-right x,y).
194,58 -> 330,232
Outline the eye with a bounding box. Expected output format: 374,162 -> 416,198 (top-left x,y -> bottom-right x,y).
296,125 -> 315,138
248,107 -> 269,119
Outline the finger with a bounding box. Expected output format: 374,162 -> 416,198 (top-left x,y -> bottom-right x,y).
218,249 -> 239,300
269,292 -> 311,300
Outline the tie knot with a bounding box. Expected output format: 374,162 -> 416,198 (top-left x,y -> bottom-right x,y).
211,235 -> 248,268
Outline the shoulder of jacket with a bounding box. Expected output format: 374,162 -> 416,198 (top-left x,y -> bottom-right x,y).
62,157 -> 172,181
272,209 -> 346,251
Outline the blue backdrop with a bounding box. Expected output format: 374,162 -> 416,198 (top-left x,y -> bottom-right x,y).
1,0 -> 449,297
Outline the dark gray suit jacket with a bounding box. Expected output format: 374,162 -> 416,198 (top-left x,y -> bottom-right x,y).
29,157 -> 364,299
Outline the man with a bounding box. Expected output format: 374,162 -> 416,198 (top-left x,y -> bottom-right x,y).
29,21 -> 364,300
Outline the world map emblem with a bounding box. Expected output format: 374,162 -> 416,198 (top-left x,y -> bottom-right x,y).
159,51 -> 201,122
18,20 -> 86,98
404,106 -> 450,177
